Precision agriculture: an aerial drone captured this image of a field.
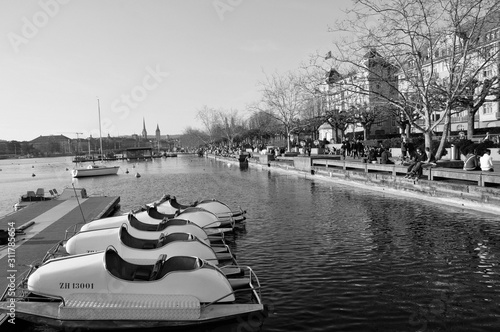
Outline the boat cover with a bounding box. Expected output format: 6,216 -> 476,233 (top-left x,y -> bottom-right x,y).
59,293 -> 201,320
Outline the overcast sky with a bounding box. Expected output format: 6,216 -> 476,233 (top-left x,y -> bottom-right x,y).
0,0 -> 353,141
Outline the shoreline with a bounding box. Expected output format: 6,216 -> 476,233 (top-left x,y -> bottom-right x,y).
207,154 -> 500,217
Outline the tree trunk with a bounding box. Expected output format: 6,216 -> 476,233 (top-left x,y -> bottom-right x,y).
286,128 -> 291,151
435,109 -> 452,160
424,131 -> 432,154
467,108 -> 475,140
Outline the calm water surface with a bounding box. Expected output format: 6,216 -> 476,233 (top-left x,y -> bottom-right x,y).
1,156 -> 500,332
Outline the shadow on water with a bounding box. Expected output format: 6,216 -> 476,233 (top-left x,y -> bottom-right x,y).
5,316 -> 266,332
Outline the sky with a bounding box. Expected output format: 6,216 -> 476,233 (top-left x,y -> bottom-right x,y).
0,0 -> 353,142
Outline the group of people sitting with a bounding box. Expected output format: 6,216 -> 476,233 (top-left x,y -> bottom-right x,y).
404,147 -> 436,179
463,149 -> 495,172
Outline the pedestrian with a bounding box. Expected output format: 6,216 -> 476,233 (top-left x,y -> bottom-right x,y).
401,135 -> 408,160
463,149 -> 480,171
479,149 -> 494,172
380,148 -> 393,164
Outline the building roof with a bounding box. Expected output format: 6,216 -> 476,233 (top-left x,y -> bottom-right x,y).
29,135 -> 70,143
319,122 -> 333,130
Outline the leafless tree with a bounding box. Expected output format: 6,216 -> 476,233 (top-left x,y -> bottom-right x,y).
348,103 -> 390,140
253,71 -> 308,151
196,105 -> 220,144
180,127 -> 210,148
327,0 -> 500,158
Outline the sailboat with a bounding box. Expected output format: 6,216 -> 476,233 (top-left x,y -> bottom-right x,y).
71,99 -> 120,178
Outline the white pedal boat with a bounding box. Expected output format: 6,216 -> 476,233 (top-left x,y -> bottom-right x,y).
152,194 -> 246,222
65,225 -> 234,265
80,207 -> 234,233
0,247 -> 266,330
81,205 -> 175,227
79,217 -> 222,243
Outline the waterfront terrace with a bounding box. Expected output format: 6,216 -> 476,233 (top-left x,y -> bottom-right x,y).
207,153 -> 500,215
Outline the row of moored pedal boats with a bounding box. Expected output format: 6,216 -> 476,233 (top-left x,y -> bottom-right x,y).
0,195 -> 266,330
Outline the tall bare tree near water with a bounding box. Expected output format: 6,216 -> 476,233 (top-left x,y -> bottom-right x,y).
196,105 -> 220,144
253,71 -> 307,151
327,0 -> 500,158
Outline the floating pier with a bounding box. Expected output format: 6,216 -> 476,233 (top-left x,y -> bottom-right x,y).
0,191 -> 120,292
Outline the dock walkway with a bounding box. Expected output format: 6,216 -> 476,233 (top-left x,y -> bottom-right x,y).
0,194 -> 120,292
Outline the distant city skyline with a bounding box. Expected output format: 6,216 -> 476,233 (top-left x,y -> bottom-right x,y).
0,0 -> 352,141
0,119 -> 181,143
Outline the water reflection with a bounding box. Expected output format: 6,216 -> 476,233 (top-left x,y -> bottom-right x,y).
1,156 -> 500,331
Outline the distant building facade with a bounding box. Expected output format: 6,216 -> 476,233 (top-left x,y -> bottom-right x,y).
320,50 -> 400,139
29,135 -> 71,156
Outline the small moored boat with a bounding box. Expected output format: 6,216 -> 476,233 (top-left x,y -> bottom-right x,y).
65,225 -> 234,265
71,164 -> 120,178
0,247 -> 265,330
152,195 -> 246,222
80,207 -> 234,233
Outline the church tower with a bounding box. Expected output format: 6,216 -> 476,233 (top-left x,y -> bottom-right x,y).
142,118 -> 147,140
155,124 -> 161,152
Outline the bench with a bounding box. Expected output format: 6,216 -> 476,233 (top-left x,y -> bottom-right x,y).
312,159 -> 500,186
312,159 -> 408,176
428,168 -> 500,186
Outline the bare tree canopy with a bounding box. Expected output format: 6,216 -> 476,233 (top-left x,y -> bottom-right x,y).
196,106 -> 245,146
326,0 -> 500,157
253,70 -> 309,150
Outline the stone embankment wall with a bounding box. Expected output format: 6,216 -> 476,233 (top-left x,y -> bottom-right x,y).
207,154 -> 500,216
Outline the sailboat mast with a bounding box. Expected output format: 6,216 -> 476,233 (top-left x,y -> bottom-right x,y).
98,98 -> 103,160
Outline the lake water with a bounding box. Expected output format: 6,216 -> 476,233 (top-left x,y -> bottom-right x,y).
1,156 -> 500,331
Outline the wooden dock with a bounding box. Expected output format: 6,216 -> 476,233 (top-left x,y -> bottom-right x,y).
0,193 -> 120,292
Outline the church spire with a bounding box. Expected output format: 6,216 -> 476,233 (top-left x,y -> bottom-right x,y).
142,118 -> 147,139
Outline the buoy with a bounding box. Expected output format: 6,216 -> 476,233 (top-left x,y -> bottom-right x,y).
32,173 -> 36,177
65,168 -> 69,171
32,166 -> 34,168
135,173 -> 141,178
125,168 -> 129,174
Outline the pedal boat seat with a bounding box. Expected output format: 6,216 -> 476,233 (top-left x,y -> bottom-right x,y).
169,196 -> 195,210
157,233 -> 196,248
105,247 -> 170,281
128,214 -> 164,231
119,225 -> 158,249
155,256 -> 204,280
146,205 -> 175,220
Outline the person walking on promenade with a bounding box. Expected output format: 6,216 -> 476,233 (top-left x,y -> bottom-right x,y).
463,150 -> 480,171
341,140 -> 347,160
480,149 -> 494,172
353,139 -> 360,159
357,139 -> 364,158
401,135 -> 408,160
346,139 -> 352,157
